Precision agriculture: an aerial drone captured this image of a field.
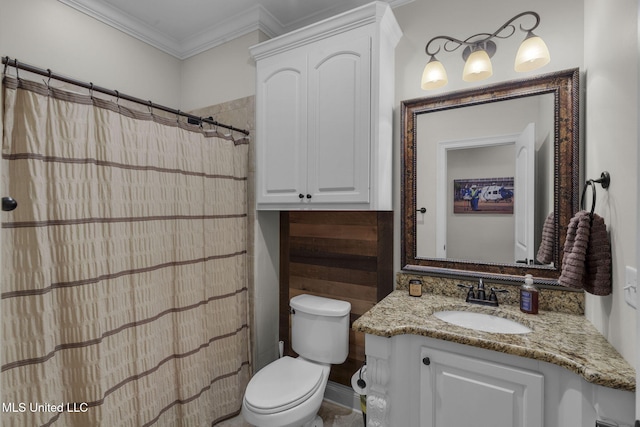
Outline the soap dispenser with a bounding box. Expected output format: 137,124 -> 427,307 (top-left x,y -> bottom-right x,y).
520,274 -> 539,314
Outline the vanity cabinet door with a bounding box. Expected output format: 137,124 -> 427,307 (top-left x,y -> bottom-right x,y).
420,347 -> 543,427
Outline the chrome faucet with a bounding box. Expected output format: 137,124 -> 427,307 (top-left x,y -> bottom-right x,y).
457,279 -> 507,307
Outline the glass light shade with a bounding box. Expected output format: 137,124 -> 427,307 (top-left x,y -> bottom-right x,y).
515,33 -> 550,72
421,58 -> 448,90
462,49 -> 493,82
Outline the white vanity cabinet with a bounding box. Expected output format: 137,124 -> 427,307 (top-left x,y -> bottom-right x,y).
250,2 -> 401,210
365,334 -> 634,427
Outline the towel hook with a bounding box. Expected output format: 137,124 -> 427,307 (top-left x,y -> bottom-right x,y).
593,171 -> 611,189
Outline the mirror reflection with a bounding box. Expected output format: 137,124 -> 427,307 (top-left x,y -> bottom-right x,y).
416,94 -> 554,265
401,69 -> 580,284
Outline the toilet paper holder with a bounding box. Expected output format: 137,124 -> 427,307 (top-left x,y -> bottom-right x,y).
356,362 -> 366,389
351,361 -> 368,395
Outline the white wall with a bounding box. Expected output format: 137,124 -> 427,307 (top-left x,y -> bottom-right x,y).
0,0 -> 182,107
0,0 -> 265,112
583,0 -> 638,367
180,31 -> 267,111
637,0 -> 640,418
252,211 -> 281,371
393,0 -> 583,99
635,0 -> 640,420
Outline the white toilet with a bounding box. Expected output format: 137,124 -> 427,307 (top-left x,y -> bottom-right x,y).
242,294 -> 351,427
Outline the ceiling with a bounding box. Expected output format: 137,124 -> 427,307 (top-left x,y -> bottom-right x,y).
58,0 -> 411,60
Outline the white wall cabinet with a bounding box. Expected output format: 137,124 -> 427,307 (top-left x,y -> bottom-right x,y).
250,2 -> 401,210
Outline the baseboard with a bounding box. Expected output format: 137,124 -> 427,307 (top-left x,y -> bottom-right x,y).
323,381 -> 363,413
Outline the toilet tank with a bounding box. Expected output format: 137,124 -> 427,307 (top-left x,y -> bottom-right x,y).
290,294 -> 351,364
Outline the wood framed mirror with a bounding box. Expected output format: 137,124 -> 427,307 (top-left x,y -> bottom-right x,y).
401,68 -> 580,285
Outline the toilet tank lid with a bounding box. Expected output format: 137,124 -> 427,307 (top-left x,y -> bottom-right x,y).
290,294 -> 351,316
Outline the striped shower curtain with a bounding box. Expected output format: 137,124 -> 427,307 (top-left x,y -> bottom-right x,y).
1,76 -> 251,426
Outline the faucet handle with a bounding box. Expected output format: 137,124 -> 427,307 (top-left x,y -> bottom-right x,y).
457,283 -> 476,301
489,287 -> 508,302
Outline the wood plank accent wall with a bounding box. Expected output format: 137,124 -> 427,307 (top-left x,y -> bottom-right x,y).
279,211 -> 394,387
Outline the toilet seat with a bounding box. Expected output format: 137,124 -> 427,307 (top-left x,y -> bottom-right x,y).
244,357 -> 325,415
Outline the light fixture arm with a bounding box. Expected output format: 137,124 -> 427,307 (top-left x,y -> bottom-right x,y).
425,11 -> 541,57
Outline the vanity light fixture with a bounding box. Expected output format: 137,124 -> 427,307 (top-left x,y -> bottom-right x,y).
421,11 -> 550,90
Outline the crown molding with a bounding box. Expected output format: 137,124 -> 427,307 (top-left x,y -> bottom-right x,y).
57,0 -> 285,59
57,0 -> 413,60
179,6 -> 284,59
58,0 -> 184,57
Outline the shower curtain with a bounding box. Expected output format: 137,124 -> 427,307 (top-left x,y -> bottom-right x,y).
1,75 -> 251,426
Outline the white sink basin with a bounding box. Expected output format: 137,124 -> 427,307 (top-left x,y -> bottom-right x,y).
434,310 -> 532,334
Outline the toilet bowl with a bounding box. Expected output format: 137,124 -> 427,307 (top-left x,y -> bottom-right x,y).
241,357 -> 329,427
241,294 -> 351,427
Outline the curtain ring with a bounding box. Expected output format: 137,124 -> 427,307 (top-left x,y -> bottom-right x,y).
208,117 -> 218,134
2,56 -> 8,76
88,82 -> 94,99
44,69 -> 52,94
147,100 -> 153,114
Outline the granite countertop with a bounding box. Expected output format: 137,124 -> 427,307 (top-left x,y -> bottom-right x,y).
352,287 -> 635,392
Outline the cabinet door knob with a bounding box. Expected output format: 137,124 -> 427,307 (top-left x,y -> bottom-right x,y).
306,194 -> 312,199
299,193 -> 304,199
422,357 -> 431,366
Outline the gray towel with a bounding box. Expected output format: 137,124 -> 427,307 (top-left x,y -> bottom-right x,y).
558,210 -> 611,295
536,211 -> 555,264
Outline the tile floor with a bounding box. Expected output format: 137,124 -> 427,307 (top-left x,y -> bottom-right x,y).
216,400 -> 365,427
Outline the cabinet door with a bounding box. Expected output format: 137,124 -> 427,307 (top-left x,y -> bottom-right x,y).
307,32 -> 371,204
420,347 -> 543,427
255,51 -> 308,205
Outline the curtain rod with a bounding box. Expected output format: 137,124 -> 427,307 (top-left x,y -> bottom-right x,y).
2,56 -> 250,136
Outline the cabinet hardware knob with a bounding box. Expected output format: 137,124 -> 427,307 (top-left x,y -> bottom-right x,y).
2,197 -> 17,212
306,194 -> 312,199
299,194 -> 304,199
422,357 -> 431,366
